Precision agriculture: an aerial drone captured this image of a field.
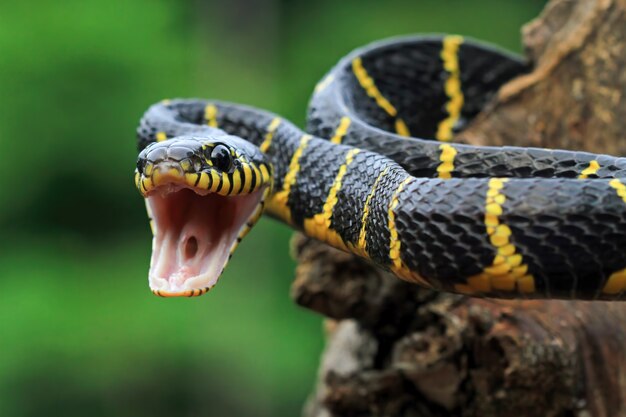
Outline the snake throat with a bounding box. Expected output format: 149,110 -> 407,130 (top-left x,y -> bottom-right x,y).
144,178 -> 266,297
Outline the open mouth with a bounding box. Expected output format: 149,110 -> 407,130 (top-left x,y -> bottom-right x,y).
145,183 -> 265,297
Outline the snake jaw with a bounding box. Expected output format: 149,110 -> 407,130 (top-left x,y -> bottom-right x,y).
142,179 -> 267,297
135,135 -> 272,297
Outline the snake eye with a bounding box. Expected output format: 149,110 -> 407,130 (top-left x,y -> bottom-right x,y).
210,144 -> 233,172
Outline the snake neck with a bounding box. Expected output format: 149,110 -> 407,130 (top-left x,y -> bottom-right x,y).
137,99 -> 414,264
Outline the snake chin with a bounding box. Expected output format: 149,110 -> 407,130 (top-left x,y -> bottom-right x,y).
145,186 -> 265,297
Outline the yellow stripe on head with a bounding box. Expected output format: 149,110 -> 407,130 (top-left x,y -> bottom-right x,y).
241,164 -> 253,194
209,170 -> 220,192
196,172 -> 210,189
252,165 -> 263,190
156,132 -> 167,142
259,164 -> 270,184
436,35 -> 464,142
230,170 -> 242,194
217,174 -> 231,196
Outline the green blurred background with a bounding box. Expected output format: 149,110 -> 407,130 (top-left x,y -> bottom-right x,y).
0,1 -> 545,415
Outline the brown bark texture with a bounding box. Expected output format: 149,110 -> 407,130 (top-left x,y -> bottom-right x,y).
292,1 -> 626,416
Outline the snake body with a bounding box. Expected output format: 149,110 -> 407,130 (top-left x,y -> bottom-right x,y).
136,35 -> 626,300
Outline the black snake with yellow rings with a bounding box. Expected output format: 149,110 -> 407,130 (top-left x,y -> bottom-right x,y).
135,35 -> 626,300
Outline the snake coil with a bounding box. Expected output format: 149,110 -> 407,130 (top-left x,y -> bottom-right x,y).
135,35 -> 626,300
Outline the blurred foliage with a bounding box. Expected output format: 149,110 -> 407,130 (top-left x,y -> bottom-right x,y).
0,0 -> 544,416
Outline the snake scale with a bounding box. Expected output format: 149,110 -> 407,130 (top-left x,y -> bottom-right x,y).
135,35 -> 626,300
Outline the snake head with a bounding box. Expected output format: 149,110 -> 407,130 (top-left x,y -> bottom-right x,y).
135,135 -> 272,297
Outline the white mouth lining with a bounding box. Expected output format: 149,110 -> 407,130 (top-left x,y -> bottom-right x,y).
145,186 -> 265,294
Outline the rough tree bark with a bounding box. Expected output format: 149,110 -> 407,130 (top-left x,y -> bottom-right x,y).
292,1 -> 626,416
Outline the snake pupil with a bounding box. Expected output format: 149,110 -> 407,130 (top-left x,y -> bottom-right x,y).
210,144 -> 233,172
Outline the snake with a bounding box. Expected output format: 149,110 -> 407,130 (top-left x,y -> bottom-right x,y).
134,35 -> 626,300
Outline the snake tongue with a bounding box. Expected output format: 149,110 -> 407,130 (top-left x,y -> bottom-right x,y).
145,187 -> 263,296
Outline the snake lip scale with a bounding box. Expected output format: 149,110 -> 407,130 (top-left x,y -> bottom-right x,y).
135,35 -> 626,300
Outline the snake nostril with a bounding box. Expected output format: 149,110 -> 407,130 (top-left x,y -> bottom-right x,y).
184,236 -> 198,259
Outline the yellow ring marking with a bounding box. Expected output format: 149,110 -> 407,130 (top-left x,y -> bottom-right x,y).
602,179 -> 626,294
352,57 -> 397,116
156,132 -> 167,142
204,104 -> 218,128
314,73 -> 335,93
266,135 -> 311,224
394,119 -> 410,137
260,117 -> 281,153
578,160 -> 600,179
436,35 -> 464,142
387,176 -> 431,286
303,149 -> 361,250
456,178 -> 536,295
330,117 -> 352,144
355,167 -> 390,255
352,57 -> 409,137
610,178 -> 626,204
437,144 -> 457,179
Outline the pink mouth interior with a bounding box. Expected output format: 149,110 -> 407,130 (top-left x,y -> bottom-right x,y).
146,187 -> 263,295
